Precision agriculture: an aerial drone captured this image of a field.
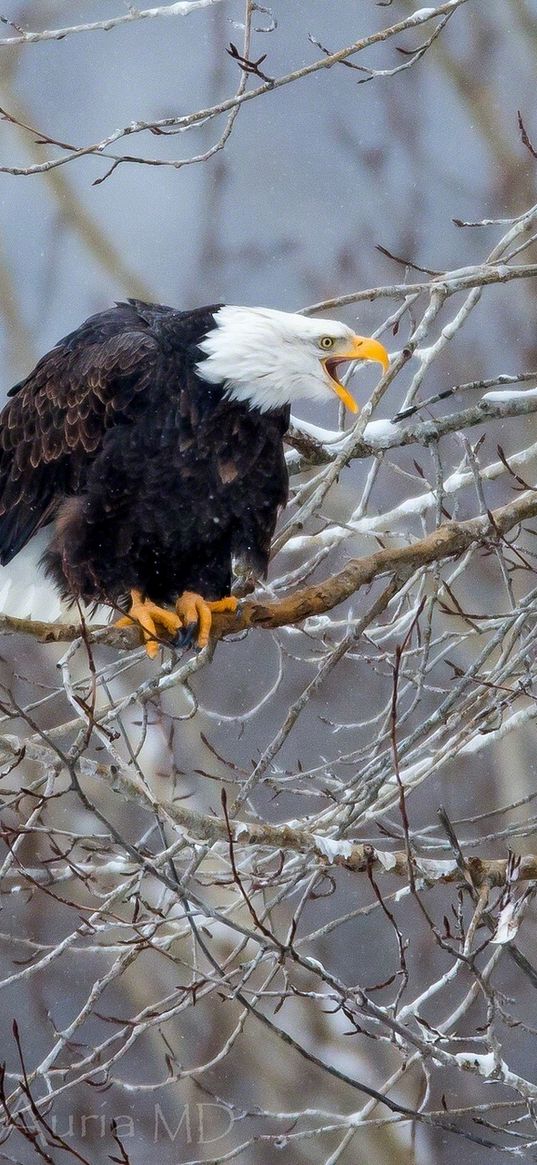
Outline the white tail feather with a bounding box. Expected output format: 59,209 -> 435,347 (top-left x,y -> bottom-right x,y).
0,530 -> 111,625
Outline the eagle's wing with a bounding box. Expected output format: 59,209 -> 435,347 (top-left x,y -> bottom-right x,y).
0,326 -> 158,564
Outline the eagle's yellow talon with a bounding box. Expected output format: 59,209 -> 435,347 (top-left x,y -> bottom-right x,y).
208,596 -> 239,614
176,592 -> 201,629
175,591 -> 238,649
115,589 -> 182,656
115,590 -> 239,655
197,601 -> 213,649
114,614 -> 133,629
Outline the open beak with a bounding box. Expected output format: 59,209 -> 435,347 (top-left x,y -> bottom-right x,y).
322,335 -> 389,413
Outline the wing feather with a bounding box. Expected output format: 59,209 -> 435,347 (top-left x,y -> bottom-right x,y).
0,322 -> 159,564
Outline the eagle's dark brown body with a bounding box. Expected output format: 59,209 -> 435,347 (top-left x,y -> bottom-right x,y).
0,301 -> 290,611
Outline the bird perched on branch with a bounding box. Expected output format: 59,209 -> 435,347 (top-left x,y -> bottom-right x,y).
0,301 -> 388,655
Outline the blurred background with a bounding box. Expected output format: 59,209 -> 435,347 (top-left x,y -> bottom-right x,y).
0,0 -> 535,382
1,3 -> 537,1164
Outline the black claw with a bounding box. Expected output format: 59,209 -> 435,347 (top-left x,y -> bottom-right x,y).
175,621 -> 198,648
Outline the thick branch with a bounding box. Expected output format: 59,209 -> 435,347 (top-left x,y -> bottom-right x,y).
2,490 -> 536,650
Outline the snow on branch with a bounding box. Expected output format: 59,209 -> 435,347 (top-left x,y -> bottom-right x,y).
0,1 -> 227,45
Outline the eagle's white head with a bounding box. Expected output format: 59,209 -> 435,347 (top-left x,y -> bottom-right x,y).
196,306 -> 389,414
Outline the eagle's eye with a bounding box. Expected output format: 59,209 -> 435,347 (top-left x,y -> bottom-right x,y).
319,336 -> 335,350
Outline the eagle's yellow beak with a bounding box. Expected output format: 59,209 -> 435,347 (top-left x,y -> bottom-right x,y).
322,335 -> 389,413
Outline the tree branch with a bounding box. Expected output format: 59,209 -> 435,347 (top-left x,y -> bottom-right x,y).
0,0 -> 471,177
2,490 -> 536,652
1,735 -> 532,892
0,1 -> 227,46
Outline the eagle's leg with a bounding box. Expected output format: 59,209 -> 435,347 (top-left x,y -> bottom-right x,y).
175,592 -> 239,649
115,588 -> 182,658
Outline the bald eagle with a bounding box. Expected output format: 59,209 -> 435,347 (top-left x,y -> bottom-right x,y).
0,301 -> 388,655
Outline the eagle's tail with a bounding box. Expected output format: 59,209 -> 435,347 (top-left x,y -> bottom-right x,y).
0,529 -> 108,625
